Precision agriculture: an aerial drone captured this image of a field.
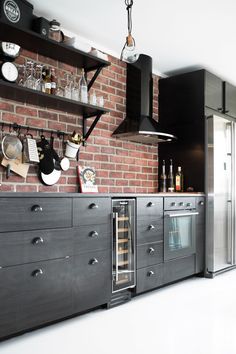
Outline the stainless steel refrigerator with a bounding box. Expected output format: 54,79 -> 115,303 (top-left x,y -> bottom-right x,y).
206,114 -> 236,276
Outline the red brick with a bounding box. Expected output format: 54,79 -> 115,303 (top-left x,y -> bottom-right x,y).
38,110 -> 58,121
2,113 -> 25,125
109,171 -> 123,178
38,185 -> 58,193
16,185 -> 38,192
26,117 -> 47,128
16,106 -> 37,116
0,102 -> 14,112
48,121 -> 67,131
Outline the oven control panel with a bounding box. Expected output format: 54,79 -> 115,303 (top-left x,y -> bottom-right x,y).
164,197 -> 196,210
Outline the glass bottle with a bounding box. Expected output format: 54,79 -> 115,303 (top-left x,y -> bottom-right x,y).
159,159 -> 167,192
175,166 -> 184,192
168,159 -> 175,192
43,67 -> 51,94
51,68 -> 57,95
79,69 -> 88,103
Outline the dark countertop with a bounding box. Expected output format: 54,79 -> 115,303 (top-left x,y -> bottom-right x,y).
0,192 -> 205,198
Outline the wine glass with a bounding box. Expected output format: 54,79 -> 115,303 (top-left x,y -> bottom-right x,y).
71,76 -> 79,101
64,73 -> 72,99
25,60 -> 36,90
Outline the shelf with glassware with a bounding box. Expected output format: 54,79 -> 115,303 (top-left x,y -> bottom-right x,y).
0,20 -> 111,142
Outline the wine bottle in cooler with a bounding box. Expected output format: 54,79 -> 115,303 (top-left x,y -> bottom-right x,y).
168,159 -> 175,192
159,159 -> 167,192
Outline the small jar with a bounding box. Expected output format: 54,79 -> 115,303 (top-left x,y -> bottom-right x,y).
49,19 -> 63,42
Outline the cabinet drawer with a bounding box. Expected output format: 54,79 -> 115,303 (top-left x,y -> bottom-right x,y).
73,249 -> 111,313
0,258 -> 73,337
136,264 -> 163,294
0,198 -> 72,232
74,223 -> 111,254
164,197 -> 195,210
73,197 -> 111,226
137,242 -> 163,269
137,197 -> 163,219
137,219 -> 163,245
0,228 -> 73,267
163,255 -> 196,284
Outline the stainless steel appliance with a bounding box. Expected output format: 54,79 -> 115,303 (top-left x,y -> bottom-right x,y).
206,115 -> 236,275
112,199 -> 136,293
164,198 -> 198,261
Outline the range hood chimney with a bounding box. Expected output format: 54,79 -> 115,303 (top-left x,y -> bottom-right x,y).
112,54 -> 176,144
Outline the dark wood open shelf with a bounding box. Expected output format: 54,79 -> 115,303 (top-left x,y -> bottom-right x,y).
0,79 -> 109,117
0,21 -> 110,72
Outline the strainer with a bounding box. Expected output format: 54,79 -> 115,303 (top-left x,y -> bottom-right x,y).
2,134 -> 23,160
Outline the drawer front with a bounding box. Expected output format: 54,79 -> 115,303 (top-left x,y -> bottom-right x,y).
0,198 -> 72,232
136,264 -> 163,294
0,258 -> 73,338
137,197 -> 163,219
137,218 -> 163,245
73,223 -> 111,255
73,197 -> 111,226
73,249 -> 111,313
164,197 -> 196,210
137,242 -> 164,269
163,255 -> 196,284
18,257 -> 73,331
0,229 -> 73,267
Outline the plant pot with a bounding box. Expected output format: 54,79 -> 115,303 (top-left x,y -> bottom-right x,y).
65,140 -> 81,159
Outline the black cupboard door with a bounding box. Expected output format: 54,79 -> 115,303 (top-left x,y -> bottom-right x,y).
225,82 -> 236,118
0,267 -> 19,338
205,71 -> 223,112
18,257 -> 73,332
73,250 -> 111,313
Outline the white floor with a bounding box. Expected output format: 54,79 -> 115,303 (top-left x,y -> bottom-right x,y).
1,270 -> 236,354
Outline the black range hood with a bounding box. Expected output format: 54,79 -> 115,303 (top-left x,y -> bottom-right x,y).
112,54 -> 176,144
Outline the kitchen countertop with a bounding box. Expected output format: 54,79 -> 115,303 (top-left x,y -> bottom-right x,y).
0,192 -> 205,197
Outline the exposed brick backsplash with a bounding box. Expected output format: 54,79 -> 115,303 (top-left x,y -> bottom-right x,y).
0,51 -> 159,193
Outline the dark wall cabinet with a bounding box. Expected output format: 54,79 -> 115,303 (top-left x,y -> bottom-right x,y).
159,69 -> 236,192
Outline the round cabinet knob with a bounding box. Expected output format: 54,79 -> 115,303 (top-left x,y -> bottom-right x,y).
89,258 -> 98,265
31,205 -> 43,212
89,231 -> 99,238
199,201 -> 204,206
32,269 -> 43,277
148,224 -> 155,230
89,203 -> 98,209
147,202 -> 155,207
32,237 -> 44,245
147,270 -> 155,277
148,247 -> 155,255
179,202 -> 184,206
186,202 -> 192,207
171,202 -> 176,207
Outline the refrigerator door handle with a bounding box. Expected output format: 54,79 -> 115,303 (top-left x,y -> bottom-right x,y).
227,200 -> 233,264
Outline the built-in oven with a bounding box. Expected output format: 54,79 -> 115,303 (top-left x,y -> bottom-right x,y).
164,198 -> 199,261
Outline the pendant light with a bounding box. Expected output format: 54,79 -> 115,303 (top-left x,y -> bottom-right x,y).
120,0 -> 139,63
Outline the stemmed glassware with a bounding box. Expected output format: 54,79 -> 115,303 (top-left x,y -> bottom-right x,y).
25,60 -> 37,90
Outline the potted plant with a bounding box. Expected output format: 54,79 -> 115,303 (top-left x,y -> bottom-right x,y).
65,131 -> 83,158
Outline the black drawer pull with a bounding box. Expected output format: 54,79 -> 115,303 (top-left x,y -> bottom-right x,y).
147,270 -> 155,277
89,258 -> 98,265
186,202 -> 192,207
148,247 -> 155,254
89,203 -> 98,209
31,205 -> 43,212
89,231 -> 99,238
179,202 -> 184,206
147,202 -> 155,207
32,237 -> 44,245
148,224 -> 155,230
199,201 -> 204,206
32,269 -> 43,277
171,202 -> 177,207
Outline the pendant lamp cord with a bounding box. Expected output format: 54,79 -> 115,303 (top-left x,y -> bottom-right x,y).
125,0 -> 133,35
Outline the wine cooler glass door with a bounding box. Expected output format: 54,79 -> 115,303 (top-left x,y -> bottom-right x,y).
112,199 -> 135,293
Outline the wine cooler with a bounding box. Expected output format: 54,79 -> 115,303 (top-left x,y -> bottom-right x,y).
112,199 -> 136,293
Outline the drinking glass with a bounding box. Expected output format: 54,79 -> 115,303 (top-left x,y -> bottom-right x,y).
56,77 -> 64,97
64,73 -> 72,99
17,64 -> 26,86
25,60 -> 36,90
71,76 -> 79,101
35,64 -> 44,91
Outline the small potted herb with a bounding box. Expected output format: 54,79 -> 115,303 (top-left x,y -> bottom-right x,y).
65,131 -> 83,158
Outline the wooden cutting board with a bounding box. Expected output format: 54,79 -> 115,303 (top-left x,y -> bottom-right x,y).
1,156 -> 30,178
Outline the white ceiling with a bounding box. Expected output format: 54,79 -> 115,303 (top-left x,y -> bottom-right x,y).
30,0 -> 236,84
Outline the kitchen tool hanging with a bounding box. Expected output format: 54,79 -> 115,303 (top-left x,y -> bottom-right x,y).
58,134 -> 70,171
0,42 -> 21,59
22,131 -> 39,164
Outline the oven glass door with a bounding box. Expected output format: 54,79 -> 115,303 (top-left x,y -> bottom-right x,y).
164,211 -> 197,260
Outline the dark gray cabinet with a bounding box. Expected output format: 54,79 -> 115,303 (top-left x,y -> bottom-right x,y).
195,197 -> 205,273
205,71 -> 223,112
0,194 -> 112,340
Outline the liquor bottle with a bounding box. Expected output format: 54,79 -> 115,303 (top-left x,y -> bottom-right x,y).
50,68 -> 57,95
79,68 -> 88,103
159,159 -> 167,192
168,159 -> 175,192
43,67 -> 51,94
175,166 -> 183,192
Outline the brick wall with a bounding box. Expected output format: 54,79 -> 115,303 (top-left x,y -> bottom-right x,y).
0,49 -> 159,193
